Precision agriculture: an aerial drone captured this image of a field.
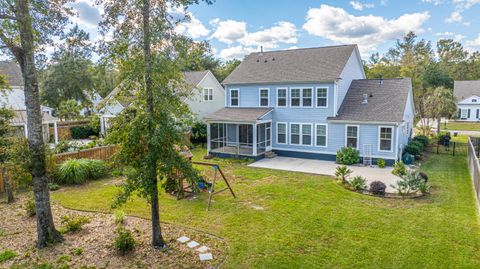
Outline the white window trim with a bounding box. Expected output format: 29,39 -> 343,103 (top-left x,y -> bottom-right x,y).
229,88 -> 239,107
259,88 -> 270,107
460,108 -> 468,119
301,87 -> 314,108
289,122 -> 313,146
203,88 -> 213,102
378,126 -> 394,152
276,88 -> 288,107
314,123 -> 328,148
276,122 -> 288,145
345,125 -> 359,149
315,87 -> 329,108
290,88 -> 301,108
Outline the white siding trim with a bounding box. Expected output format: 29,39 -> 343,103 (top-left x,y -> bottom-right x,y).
345,124 -> 360,149
377,126 -> 394,153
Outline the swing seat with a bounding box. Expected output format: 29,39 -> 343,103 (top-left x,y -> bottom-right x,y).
197,177 -> 213,191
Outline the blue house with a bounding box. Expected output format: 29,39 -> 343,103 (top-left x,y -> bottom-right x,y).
205,45 -> 415,165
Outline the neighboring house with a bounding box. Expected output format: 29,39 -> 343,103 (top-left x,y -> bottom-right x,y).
205,45 -> 414,165
80,90 -> 103,116
98,70 -> 224,135
0,61 -> 60,143
454,80 -> 480,121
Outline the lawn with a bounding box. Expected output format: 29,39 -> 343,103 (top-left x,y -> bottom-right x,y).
52,147 -> 480,268
443,121 -> 480,131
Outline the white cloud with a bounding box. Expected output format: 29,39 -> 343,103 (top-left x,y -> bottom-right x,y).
174,14 -> 210,39
466,34 -> 480,47
435,32 -> 466,41
211,20 -> 248,44
445,11 -> 463,23
349,1 -> 374,10
422,0 -> 444,5
218,46 -> 257,60
302,5 -> 430,54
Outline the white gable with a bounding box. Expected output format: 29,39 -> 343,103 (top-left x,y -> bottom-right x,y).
458,95 -> 480,105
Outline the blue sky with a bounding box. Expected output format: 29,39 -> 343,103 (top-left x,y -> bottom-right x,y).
69,0 -> 480,61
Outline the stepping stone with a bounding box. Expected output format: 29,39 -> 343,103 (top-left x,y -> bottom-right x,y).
177,236 -> 190,243
199,253 -> 213,261
196,246 -> 209,253
187,241 -> 200,248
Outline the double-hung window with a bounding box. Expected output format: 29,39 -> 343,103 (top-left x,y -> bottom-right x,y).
316,88 -> 328,107
277,123 -> 287,144
460,109 -> 469,119
302,124 -> 312,145
203,88 -> 213,101
290,124 -> 300,144
259,88 -> 269,107
302,88 -> 313,107
277,88 -> 287,107
230,89 -> 239,107
316,124 -> 327,147
291,89 -> 301,107
379,127 -> 393,152
346,125 -> 359,149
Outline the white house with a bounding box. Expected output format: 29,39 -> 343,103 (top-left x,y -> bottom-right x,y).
0,61 -> 59,143
454,80 -> 480,122
98,70 -> 225,135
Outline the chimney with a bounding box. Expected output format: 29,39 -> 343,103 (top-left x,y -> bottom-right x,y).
362,93 -> 368,105
379,74 -> 384,85
260,46 -> 263,53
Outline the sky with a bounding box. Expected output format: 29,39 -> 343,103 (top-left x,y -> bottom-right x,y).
66,0 -> 480,61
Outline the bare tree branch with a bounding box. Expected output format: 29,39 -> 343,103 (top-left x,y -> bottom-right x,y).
0,14 -> 17,20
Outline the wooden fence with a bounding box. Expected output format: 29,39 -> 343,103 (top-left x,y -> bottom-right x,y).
54,145 -> 117,164
467,137 -> 480,207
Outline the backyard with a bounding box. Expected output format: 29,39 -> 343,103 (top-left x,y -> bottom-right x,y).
46,147 -> 480,268
443,121 -> 480,132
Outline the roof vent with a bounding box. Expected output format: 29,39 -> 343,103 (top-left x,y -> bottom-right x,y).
264,59 -> 268,63
362,93 -> 368,105
272,57 -> 275,61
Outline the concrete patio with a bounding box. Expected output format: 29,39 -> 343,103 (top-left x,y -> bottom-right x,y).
249,157 -> 402,193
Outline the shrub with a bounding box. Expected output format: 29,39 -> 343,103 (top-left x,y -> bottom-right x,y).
404,143 -> 422,157
54,140 -> 72,154
392,161 -> 407,177
59,215 -> 91,234
392,172 -> 426,196
336,147 -> 360,165
334,165 -> 353,183
377,158 -> 385,168
70,126 -> 98,139
113,210 -> 126,225
418,180 -> 430,194
114,226 -> 136,255
0,250 -> 17,262
348,176 -> 367,191
413,135 -> 429,147
190,121 -> 207,145
70,247 -> 84,256
56,159 -> 107,185
369,181 -> 387,196
25,198 -> 36,217
48,183 -> 60,191
410,140 -> 424,151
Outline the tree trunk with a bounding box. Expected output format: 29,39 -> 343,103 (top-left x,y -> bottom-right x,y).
3,167 -> 14,203
15,0 -> 62,248
143,0 -> 165,248
437,116 -> 442,134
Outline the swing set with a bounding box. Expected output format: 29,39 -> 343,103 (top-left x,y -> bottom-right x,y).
176,160 -> 236,211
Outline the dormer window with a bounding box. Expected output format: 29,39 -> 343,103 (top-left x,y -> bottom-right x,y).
472,99 -> 477,103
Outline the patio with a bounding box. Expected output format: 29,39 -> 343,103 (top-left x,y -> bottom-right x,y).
249,156 -> 401,193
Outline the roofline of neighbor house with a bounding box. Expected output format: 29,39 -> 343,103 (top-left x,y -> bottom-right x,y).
222,80 -> 338,86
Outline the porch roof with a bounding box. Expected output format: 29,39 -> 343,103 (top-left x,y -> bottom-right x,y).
205,107 -> 273,123
11,110 -> 59,125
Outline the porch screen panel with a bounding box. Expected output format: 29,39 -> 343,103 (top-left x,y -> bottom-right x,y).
257,124 -> 266,154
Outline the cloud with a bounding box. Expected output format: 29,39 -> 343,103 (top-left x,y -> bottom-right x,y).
435,32 -> 466,41
445,11 -> 463,23
466,34 -> 480,47
422,0 -> 444,5
349,1 -> 374,10
218,46 -> 257,60
210,20 -> 248,44
69,1 -> 101,27
174,14 -> 210,39
302,5 -> 430,54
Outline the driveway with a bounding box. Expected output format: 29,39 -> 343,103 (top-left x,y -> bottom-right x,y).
249,157 -> 401,193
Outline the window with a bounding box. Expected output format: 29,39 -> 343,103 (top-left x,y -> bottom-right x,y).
277,123 -> 287,144
290,124 -> 300,144
230,89 -> 239,107
291,89 -> 300,107
315,124 -> 327,147
379,127 -> 393,152
277,88 -> 287,107
346,125 -> 359,149
316,88 -> 328,107
461,109 -> 469,119
302,124 -> 312,145
473,99 -> 478,103
302,88 -> 313,107
259,88 -> 269,107
477,109 -> 480,119
203,88 -> 213,101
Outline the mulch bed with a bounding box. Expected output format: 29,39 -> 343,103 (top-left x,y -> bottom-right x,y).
0,194 -> 227,269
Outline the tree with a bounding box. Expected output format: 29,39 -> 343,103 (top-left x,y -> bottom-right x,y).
423,87 -> 457,133
40,26 -> 95,109
214,59 -> 241,82
422,62 -> 453,89
0,0 -> 71,248
100,0 -> 211,248
58,99 -> 81,121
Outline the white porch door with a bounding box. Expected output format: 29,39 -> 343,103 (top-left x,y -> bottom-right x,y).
266,122 -> 272,151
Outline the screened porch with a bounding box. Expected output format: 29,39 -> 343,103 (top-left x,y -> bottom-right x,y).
208,122 -> 272,156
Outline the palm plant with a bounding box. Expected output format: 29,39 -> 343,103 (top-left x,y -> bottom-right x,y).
335,165 -> 353,183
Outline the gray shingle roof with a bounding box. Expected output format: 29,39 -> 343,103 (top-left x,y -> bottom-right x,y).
454,80 -> 480,101
11,110 -> 59,125
222,45 -> 357,85
206,108 -> 273,122
329,78 -> 412,123
183,70 -> 209,85
0,61 -> 23,87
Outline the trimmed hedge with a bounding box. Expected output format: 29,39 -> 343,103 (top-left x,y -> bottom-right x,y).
70,126 -> 99,139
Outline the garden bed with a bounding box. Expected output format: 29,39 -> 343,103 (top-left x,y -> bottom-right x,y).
0,194 -> 226,268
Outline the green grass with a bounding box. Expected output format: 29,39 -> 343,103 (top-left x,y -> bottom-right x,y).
0,250 -> 17,262
52,147 -> 480,268
442,121 -> 480,131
